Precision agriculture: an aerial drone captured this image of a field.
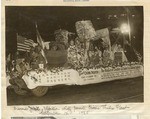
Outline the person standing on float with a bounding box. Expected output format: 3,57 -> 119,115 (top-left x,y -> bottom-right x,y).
67,40 -> 79,68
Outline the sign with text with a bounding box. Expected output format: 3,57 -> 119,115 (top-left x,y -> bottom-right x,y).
22,65 -> 143,89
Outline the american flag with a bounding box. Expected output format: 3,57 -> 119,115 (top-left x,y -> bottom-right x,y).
17,34 -> 34,52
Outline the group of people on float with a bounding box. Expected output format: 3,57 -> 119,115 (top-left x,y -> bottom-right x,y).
27,37 -> 127,69
6,36 -> 128,74
66,38 -> 127,68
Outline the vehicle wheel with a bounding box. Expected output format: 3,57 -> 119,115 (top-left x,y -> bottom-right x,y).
31,86 -> 48,97
13,85 -> 28,96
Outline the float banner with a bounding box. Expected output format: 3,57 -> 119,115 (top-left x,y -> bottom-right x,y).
22,65 -> 143,89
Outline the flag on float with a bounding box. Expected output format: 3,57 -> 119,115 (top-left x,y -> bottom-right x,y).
35,24 -> 45,49
17,34 -> 34,52
35,23 -> 48,63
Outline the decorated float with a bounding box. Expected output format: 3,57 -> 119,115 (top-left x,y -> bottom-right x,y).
7,20 -> 143,97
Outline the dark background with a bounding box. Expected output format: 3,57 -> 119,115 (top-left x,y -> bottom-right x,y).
5,6 -> 143,56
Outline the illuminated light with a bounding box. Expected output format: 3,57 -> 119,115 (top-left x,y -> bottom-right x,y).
120,23 -> 130,34
114,15 -> 117,17
97,17 -> 100,20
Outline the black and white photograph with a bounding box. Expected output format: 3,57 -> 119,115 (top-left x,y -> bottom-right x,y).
10,115 -> 137,119
11,117 -> 56,119
6,6 -> 144,105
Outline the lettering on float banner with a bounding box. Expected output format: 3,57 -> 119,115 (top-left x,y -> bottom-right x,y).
78,69 -> 101,85
78,65 -> 143,85
22,65 -> 143,89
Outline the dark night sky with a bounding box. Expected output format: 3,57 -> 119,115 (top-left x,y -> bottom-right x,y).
5,6 -> 143,55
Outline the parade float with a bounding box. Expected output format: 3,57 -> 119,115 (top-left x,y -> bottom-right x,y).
7,20 -> 144,97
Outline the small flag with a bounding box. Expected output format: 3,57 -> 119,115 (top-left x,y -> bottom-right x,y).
17,34 -> 34,52
35,24 -> 44,49
35,23 -> 48,63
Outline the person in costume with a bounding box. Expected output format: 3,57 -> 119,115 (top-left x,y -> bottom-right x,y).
113,44 -> 128,65
29,45 -> 46,69
95,46 -> 103,66
67,40 -> 79,68
102,46 -> 111,66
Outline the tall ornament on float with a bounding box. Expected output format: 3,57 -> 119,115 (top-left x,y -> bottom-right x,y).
75,20 -> 96,41
75,20 -> 97,51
